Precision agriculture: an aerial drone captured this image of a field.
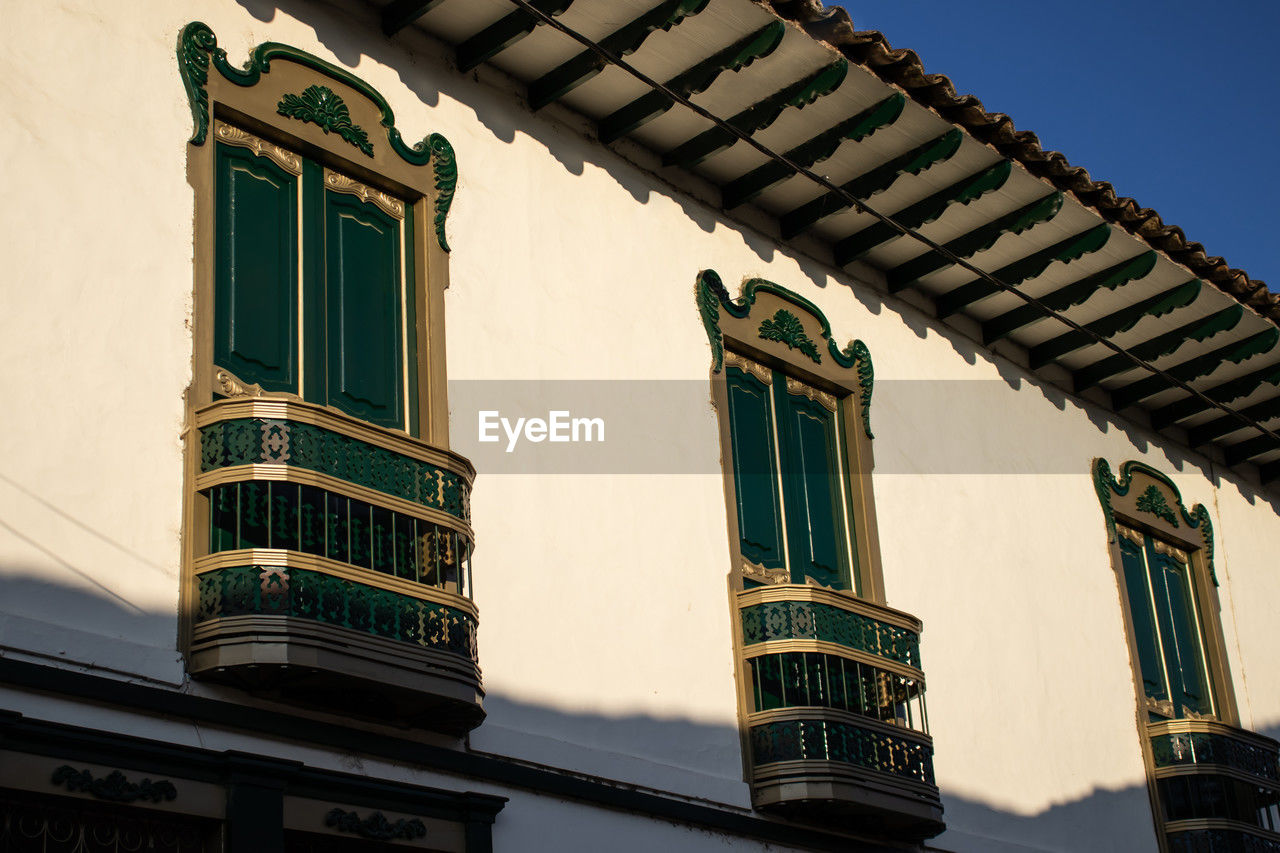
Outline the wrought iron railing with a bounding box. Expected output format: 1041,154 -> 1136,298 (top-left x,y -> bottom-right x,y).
1152,720 -> 1280,848
189,399 -> 482,724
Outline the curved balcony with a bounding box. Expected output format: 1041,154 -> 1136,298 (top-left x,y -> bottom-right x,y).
738,586 -> 942,839
1151,720 -> 1280,852
188,398 -> 483,735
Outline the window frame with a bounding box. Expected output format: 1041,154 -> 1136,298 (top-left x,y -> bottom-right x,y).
178,24 -> 461,664
699,270 -> 885,603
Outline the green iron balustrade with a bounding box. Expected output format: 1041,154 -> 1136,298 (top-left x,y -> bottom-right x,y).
200,417 -> 470,521
741,599 -> 920,669
196,565 -> 477,661
1167,827 -> 1280,853
1153,726 -> 1280,838
749,718 -> 935,787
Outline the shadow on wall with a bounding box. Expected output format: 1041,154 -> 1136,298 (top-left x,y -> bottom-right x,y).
0,569 -> 1167,853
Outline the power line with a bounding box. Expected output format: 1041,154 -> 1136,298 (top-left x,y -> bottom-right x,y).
496,0 -> 1280,457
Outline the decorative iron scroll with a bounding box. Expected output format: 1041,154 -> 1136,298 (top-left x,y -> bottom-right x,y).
51,766 -> 177,804
1150,729 -> 1280,782
0,791 -> 214,853
741,599 -> 920,669
177,22 -> 457,251
196,565 -> 478,661
697,270 -> 875,437
324,808 -> 427,841
200,418 -> 470,522
750,718 -> 934,786
1092,458 -> 1216,584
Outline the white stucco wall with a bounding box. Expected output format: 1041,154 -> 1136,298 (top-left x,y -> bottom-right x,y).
2,1 -> 1279,851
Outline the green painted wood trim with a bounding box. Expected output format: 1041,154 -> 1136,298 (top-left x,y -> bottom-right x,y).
404,203 -> 420,439
1073,306 -> 1244,394
1027,279 -> 1202,370
720,93 -> 905,209
277,85 -> 373,156
301,158 -> 327,406
1111,328 -> 1280,411
779,130 -> 962,239
696,270 -> 874,437
529,0 -> 710,112
741,600 -> 919,667
833,160 -> 1011,266
455,0 -> 575,73
885,192 -> 1064,294
1092,458 -> 1216,583
1224,428 -> 1280,467
1152,360 -> 1280,432
758,309 -> 821,363
933,224 -> 1111,319
750,719 -> 935,787
178,22 -> 457,251
381,0 -> 448,35
597,21 -> 785,145
200,418 -> 471,521
1182,384 -> 1280,447
982,252 -> 1157,345
196,565 -> 478,661
662,58 -> 847,168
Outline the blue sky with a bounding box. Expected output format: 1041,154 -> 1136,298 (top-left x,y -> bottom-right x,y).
831,1 -> 1280,290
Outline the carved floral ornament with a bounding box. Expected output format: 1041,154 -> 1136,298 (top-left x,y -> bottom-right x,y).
1092,458 -> 1217,584
177,21 -> 457,251
696,270 -> 874,437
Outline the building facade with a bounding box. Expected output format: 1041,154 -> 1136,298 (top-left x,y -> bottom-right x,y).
2,1 -> 1280,851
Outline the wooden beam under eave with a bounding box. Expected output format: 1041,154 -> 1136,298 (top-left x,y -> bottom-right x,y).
1026,279 -> 1202,371
1192,396 -> 1280,451
832,160 -> 1011,266
456,0 -> 575,73
883,192 -> 1063,295
382,0 -> 447,35
1152,360 -> 1280,432
718,92 -> 904,209
1224,426 -> 1280,467
528,0 -> 710,112
1072,306 -> 1244,395
1110,329 -> 1280,412
934,224 -> 1111,320
778,130 -> 961,240
981,252 -> 1157,345
661,59 -> 847,168
597,21 -> 786,145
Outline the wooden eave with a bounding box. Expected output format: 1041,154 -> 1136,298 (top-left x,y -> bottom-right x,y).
377,0 -> 1280,484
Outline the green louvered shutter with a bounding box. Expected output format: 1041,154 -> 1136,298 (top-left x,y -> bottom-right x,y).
213,143 -> 299,393
323,190 -> 404,429
1150,547 -> 1212,716
1119,535 -> 1168,706
778,387 -> 849,589
725,366 -> 786,573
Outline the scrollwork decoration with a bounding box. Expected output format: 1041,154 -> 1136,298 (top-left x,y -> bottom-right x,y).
51,766 -> 177,804
758,309 -> 821,364
1092,458 -> 1217,584
277,85 -> 373,156
177,22 -> 458,251
324,808 -> 427,841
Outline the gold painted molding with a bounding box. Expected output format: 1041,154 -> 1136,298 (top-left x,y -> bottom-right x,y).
324,168 -> 405,219
741,559 -> 788,585
194,464 -> 474,537
785,376 -> 838,412
742,638 -> 924,681
196,398 -> 475,480
738,585 -> 923,634
746,706 -> 933,745
214,121 -> 303,174
724,351 -> 773,385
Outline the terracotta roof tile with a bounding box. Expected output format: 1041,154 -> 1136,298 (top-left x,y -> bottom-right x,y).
761,1 -> 1277,323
